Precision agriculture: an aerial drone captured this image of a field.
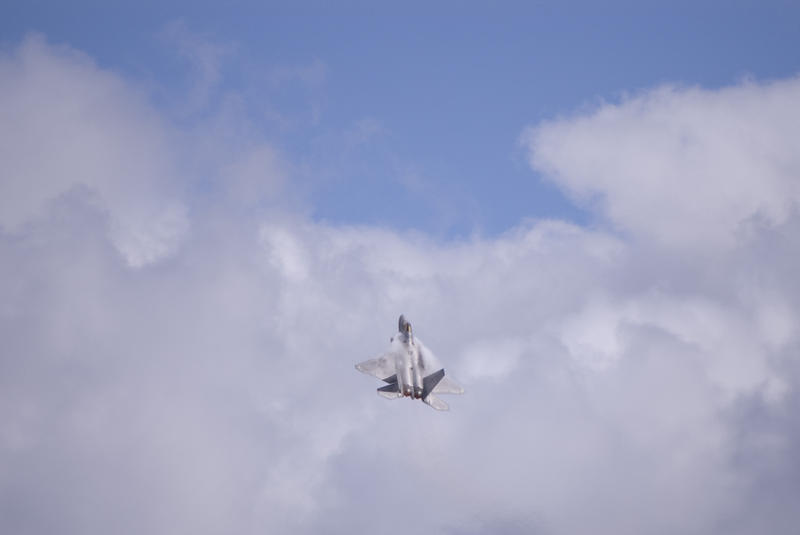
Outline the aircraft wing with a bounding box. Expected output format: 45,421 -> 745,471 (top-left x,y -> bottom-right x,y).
355,352 -> 398,383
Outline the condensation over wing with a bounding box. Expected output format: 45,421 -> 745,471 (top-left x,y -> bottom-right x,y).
417,339 -> 442,375
355,352 -> 398,382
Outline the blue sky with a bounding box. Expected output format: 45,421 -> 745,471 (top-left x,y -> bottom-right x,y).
4,4 -> 800,534
5,1 -> 799,235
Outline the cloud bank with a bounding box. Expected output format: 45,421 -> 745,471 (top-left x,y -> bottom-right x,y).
2,36 -> 800,534
523,78 -> 800,252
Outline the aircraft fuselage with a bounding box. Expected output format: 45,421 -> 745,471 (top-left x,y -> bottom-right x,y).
395,314 -> 423,399
395,332 -> 424,398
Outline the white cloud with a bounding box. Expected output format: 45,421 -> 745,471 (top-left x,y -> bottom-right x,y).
159,20 -> 236,114
0,34 -> 188,267
461,337 -> 525,381
2,36 -> 800,535
523,78 -> 800,252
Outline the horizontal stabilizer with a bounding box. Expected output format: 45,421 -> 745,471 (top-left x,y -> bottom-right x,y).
377,382 -> 401,399
433,376 -> 464,395
423,394 -> 449,411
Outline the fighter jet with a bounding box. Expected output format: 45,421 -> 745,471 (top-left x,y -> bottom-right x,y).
355,315 -> 464,410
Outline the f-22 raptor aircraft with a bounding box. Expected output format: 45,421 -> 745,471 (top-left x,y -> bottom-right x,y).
355,315 -> 464,411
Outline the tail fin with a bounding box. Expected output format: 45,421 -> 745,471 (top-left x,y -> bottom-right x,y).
422,368 -> 445,399
423,394 -> 449,411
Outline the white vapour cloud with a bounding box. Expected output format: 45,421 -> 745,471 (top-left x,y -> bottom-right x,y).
2,36 -> 800,535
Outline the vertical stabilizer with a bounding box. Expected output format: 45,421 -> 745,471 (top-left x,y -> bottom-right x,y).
422,368 -> 445,399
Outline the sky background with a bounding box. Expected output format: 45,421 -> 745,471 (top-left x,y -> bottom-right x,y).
2,2 -> 800,534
